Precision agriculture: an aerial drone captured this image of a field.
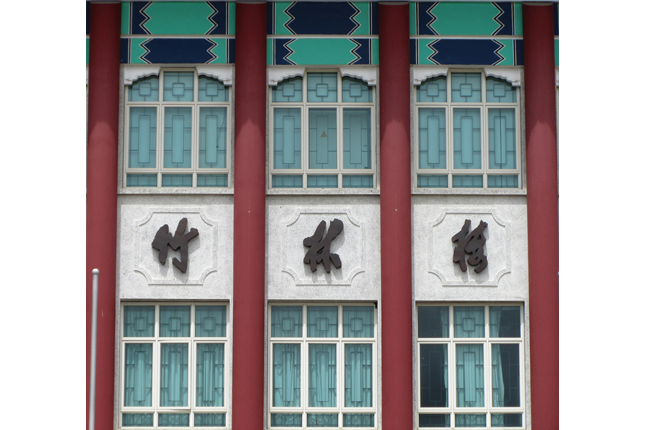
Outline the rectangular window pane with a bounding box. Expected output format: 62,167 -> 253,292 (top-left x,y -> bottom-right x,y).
196,305 -> 227,337
488,108 -> 516,169
160,343 -> 189,407
309,109 -> 337,169
454,307 -> 484,338
492,344 -> 521,407
343,307 -> 374,338
418,175 -> 448,188
455,344 -> 484,407
342,175 -> 373,188
274,108 -> 302,169
122,413 -> 154,427
164,107 -> 192,168
489,306 -> 521,338
124,306 -> 155,337
307,414 -> 338,427
197,174 -> 228,187
273,344 -> 301,407
273,77 -> 303,102
272,175 -> 303,188
453,109 -> 481,169
418,306 -> 449,338
307,72 -> 338,102
343,108 -> 371,169
491,414 -> 522,427
124,344 -> 153,407
419,414 -> 450,428
196,344 -> 225,407
455,414 -> 486,427
271,413 -> 303,427
452,175 -> 483,188
342,77 -> 372,102
162,174 -> 193,187
343,414 -> 375,427
344,344 -> 372,407
309,344 -> 337,407
158,414 -> 189,427
160,306 -> 191,337
486,77 -> 517,103
419,108 -> 446,169
420,344 -> 448,407
199,107 -> 227,168
194,413 -> 226,427
487,175 -> 518,188
129,76 -> 159,102
164,71 -> 194,102
129,107 -> 157,168
307,175 -> 338,188
198,76 -> 228,102
451,73 -> 482,103
417,76 -> 447,102
307,306 -> 338,337
127,174 -> 158,187
271,306 -> 303,337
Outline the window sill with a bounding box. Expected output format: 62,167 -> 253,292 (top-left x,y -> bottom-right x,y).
118,187 -> 234,195
412,188 -> 527,196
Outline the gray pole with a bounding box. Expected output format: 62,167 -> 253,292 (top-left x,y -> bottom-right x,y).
89,269 -> 99,430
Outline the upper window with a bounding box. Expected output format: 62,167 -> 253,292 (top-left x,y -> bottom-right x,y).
125,70 -> 231,188
270,71 -> 375,190
269,304 -> 377,428
120,303 -> 228,428
415,71 -> 520,190
416,304 -> 524,428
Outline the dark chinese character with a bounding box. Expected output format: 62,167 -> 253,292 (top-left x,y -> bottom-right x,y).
152,218 -> 199,273
303,219 -> 344,273
452,219 -> 488,273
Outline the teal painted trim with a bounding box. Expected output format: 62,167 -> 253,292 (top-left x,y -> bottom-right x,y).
353,2 -> 371,36
418,39 -> 438,65
514,3 -> 523,35
274,2 -> 292,36
409,2 -> 416,36
208,38 -> 228,64
285,39 -> 361,65
554,39 -> 559,67
140,2 -> 217,35
496,40 -> 515,66
430,3 -> 500,36
267,39 -> 273,66
121,2 -> 130,35
130,38 -> 147,64
371,39 -> 379,65
86,37 -> 90,64
228,2 -> 235,35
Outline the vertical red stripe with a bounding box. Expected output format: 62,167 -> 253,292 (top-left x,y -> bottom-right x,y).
523,4 -> 559,430
232,3 -> 267,430
86,3 -> 121,430
379,4 -> 413,430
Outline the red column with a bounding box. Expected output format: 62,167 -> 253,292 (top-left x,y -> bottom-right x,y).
523,4 -> 559,430
86,3 -> 121,430
232,3 -> 266,430
379,3 -> 412,429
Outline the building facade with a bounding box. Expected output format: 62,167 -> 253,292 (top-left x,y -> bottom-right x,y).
86,2 -> 559,429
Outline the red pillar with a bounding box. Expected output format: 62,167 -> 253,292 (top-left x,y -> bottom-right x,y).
232,3 -> 267,430
379,3 -> 412,429
523,4 -> 559,430
86,3 -> 121,430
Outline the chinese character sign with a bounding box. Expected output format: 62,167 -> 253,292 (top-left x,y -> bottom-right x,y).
303,219 -> 344,273
451,219 -> 488,273
152,217 -> 199,273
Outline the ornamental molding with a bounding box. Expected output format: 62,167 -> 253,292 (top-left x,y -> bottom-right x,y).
196,65 -> 233,86
555,67 -> 559,87
483,67 -> 521,87
339,67 -> 377,86
123,65 -> 161,85
412,66 -> 448,86
268,66 -> 305,86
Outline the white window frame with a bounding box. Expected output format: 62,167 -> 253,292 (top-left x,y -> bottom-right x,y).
415,303 -> 525,429
413,69 -> 521,191
124,68 -> 232,189
119,302 -> 229,429
268,303 -> 378,429
269,70 -> 377,190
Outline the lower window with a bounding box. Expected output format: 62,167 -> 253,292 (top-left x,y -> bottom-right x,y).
269,304 -> 377,428
417,304 -> 524,428
120,303 -> 228,428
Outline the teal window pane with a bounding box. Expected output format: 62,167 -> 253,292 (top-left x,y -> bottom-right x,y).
272,175 -> 303,188
194,413 -> 226,427
451,73 -> 482,103
342,175 -> 373,188
162,174 -> 193,187
343,307 -> 374,338
455,414 -> 486,427
271,306 -> 303,337
453,109 -> 481,169
492,344 -> 520,407
489,306 -> 521,338
418,175 -> 448,188
160,306 -> 191,337
124,306 -> 155,337
129,107 -> 157,168
164,71 -> 194,102
486,77 -> 517,103
164,107 -> 192,168
419,108 -> 446,169
309,108 -> 337,169
454,306 -> 485,338
273,77 -> 303,102
420,344 -> 448,407
488,175 -> 518,188
122,414 -> 153,427
455,345 -> 484,408
307,72 -> 337,102
129,76 -> 159,102
453,175 -> 483,188
417,76 -> 447,102
199,107 -> 227,168
198,76 -> 228,102
344,344 -> 372,407
419,414 -> 450,428
418,306 -> 448,338
124,344 -> 153,407
274,108 -> 302,169
343,109 -> 371,169
158,414 -> 189,427
196,305 -> 227,337
307,175 -> 338,188
127,174 -> 157,187
309,344 -> 337,407
307,306 -> 338,337
196,344 -> 225,407
342,77 -> 372,102
488,108 -> 517,169
271,414 -> 302,427
491,414 -> 522,427
307,414 -> 338,427
343,414 -> 375,427
273,344 -> 301,407
160,343 -> 189,407
197,174 -> 228,187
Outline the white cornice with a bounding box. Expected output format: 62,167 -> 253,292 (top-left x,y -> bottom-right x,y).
268,67 -> 306,86
196,65 -> 233,86
339,67 -> 378,86
123,65 -> 161,85
483,67 -> 521,87
412,66 -> 448,86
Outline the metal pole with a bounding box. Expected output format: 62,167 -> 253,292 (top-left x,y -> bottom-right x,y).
89,269 -> 99,430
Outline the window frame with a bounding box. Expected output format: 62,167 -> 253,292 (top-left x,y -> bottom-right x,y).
413,69 -> 522,192
269,70 -> 377,191
119,302 -> 230,429
415,303 -> 525,429
268,303 -> 378,429
123,68 -> 233,190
